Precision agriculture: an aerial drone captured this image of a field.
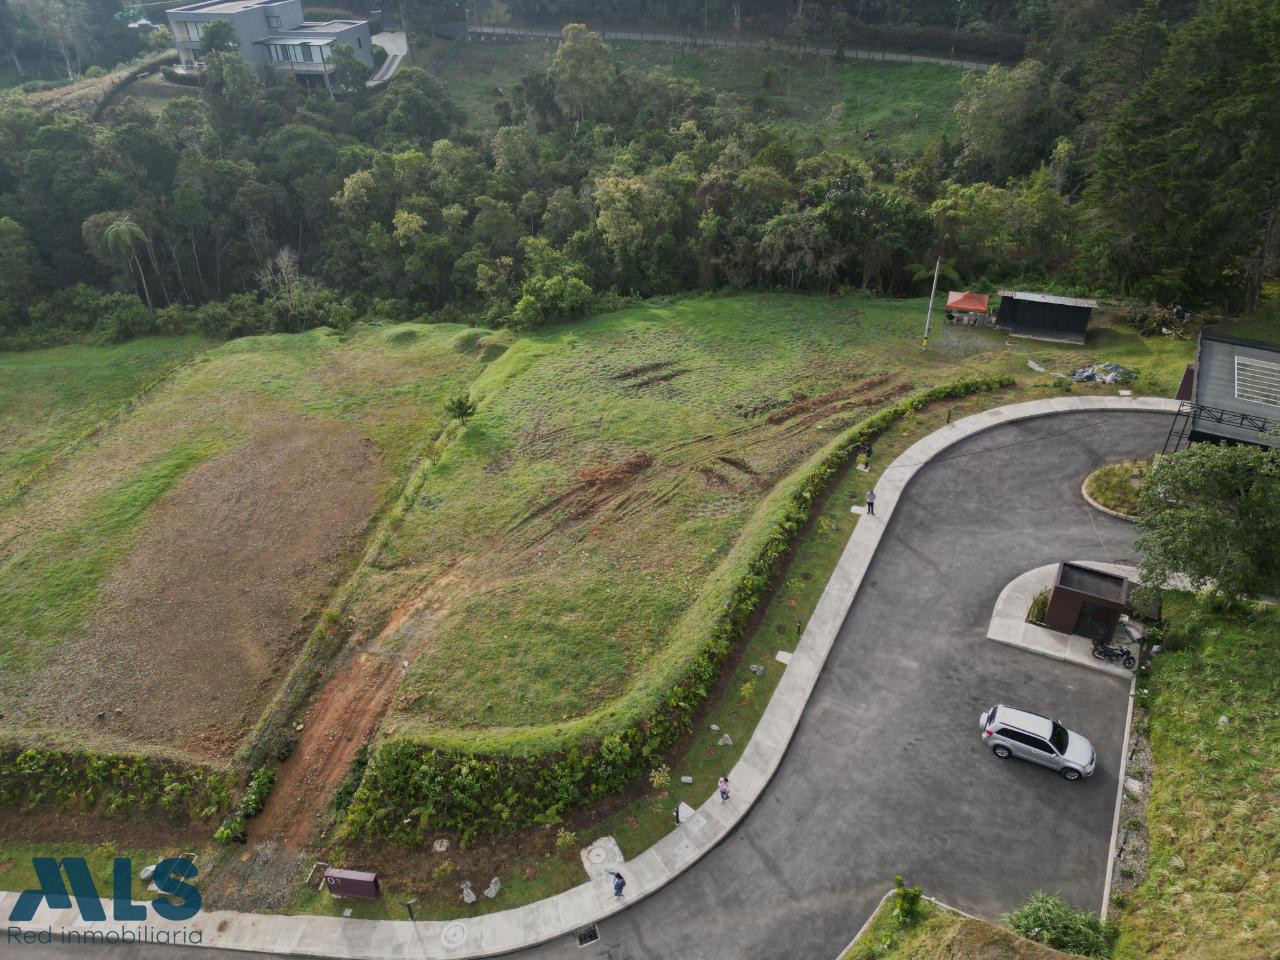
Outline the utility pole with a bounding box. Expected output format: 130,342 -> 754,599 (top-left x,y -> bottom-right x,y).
921,256 -> 941,349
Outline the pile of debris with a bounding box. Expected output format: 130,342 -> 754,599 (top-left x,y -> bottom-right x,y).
1070,363 -> 1136,384
1124,304 -> 1219,339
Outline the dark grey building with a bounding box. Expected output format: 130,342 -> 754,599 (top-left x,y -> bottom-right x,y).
1186,332 -> 1280,447
996,290 -> 1097,343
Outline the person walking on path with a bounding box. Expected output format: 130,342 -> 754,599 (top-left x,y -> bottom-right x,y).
608,870 -> 626,899
865,489 -> 876,516
718,776 -> 731,802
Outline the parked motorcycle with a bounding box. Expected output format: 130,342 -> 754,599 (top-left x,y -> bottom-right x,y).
1092,639 -> 1136,670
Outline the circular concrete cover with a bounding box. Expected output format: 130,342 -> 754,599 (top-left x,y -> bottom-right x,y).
441,922 -> 467,948
587,845 -> 608,864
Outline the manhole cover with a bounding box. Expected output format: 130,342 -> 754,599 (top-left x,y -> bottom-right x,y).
441,922 -> 467,949
587,846 -> 608,864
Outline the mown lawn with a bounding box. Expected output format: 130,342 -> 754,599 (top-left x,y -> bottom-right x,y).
437,38 -> 963,158
0,336 -> 208,501
1115,595 -> 1280,960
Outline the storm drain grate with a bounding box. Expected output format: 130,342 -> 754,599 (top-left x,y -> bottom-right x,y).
576,924 -> 600,947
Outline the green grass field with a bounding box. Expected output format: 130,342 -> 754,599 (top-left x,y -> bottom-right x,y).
1115,595 -> 1280,960
0,336 -> 208,502
358,293 -> 1016,741
437,39 -> 963,157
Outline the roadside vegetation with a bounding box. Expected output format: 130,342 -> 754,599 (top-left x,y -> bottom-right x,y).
1083,456 -> 1152,517
1114,594 -> 1280,960
842,883 -> 1093,960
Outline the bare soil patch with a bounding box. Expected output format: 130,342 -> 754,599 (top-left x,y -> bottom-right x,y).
249,653 -> 398,849
0,803 -> 210,850
44,420 -> 381,761
765,372 -> 896,424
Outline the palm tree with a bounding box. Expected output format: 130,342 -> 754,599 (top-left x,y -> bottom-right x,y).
103,215 -> 153,308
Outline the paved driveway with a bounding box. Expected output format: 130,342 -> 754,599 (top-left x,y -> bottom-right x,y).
12,410 -> 1170,960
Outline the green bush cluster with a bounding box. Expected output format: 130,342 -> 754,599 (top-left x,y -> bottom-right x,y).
343,375 -> 1014,844
213,766 -> 276,845
1005,892 -> 1116,959
0,746 -> 231,820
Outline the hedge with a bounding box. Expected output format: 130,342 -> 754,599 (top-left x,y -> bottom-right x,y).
344,374 -> 1016,843
0,746 -> 232,821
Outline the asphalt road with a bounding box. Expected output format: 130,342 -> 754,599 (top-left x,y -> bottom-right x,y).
9,409 -> 1171,960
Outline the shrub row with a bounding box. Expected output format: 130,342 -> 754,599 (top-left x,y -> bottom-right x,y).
0,747 -> 232,821
344,374 -> 1015,844
213,766 -> 275,844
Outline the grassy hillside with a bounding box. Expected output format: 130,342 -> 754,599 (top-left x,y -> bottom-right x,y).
352,295 -> 1240,746
438,39 -> 963,157
0,324 -> 486,761
0,336 -> 208,501
1115,595 -> 1280,960
356,294 -> 999,740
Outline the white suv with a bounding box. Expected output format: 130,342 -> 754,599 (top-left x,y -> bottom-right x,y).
979,704 -> 1097,781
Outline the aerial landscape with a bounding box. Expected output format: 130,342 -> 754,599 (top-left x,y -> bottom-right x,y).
0,1 -> 1277,959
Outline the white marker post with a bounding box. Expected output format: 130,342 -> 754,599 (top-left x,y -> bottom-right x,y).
921,256 -> 941,350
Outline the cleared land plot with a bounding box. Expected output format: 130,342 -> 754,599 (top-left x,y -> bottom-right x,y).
438,39 -> 963,156
0,324 -> 487,762
0,336 -> 208,499
355,294 -> 1017,740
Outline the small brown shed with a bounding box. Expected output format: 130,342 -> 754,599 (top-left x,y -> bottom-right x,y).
323,867 -> 381,900
1043,563 -> 1130,643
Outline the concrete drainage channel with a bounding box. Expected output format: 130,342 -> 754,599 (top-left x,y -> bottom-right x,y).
0,396 -> 1180,958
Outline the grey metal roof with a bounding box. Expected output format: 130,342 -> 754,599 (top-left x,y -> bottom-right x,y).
1057,563 -> 1128,603
997,290 -> 1098,309
1191,332 -> 1280,446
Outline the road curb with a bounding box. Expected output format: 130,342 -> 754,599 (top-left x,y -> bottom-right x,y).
1101,677 -> 1139,922
0,396 -> 1180,959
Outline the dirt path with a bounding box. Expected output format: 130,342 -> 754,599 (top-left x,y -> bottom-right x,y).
248,652 -> 399,849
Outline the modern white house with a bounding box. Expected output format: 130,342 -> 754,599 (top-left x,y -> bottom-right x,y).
166,0 -> 373,88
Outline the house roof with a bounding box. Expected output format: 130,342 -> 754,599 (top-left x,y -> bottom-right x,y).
997,290 -> 1098,309
946,290 -> 988,312
167,0 -> 290,14
1191,332 -> 1280,445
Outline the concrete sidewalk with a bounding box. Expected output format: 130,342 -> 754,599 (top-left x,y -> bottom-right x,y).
2,395 -> 1178,959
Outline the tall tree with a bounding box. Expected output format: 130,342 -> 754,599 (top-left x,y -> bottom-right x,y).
548,24 -> 611,127
1136,443 -> 1280,604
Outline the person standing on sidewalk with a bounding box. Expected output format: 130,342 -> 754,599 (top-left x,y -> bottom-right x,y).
718,776 -> 731,802
608,870 -> 626,899
865,489 -> 876,515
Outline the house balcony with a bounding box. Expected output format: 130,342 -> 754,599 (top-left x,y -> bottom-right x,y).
266,59 -> 336,73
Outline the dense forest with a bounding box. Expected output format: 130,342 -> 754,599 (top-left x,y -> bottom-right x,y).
0,0 -> 1277,347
